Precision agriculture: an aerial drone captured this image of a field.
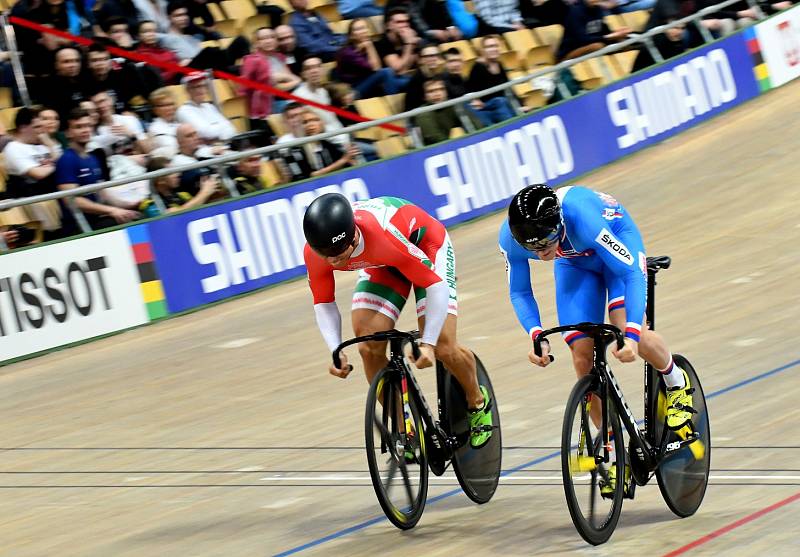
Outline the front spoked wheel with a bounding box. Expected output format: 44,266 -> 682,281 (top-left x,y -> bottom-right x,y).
654,355 -> 711,518
365,366 -> 429,529
562,375 -> 625,545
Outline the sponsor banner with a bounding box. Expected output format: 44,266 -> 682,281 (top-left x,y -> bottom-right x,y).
0,231 -> 148,363
148,32 -> 759,314
750,5 -> 800,89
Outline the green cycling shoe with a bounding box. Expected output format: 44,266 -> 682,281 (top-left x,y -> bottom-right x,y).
468,385 -> 493,449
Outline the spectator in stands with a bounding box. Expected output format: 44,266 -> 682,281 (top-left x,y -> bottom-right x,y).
415,78 -> 483,145
520,0 -> 568,28
93,0 -> 141,37
375,9 -> 421,86
139,156 -> 220,216
101,137 -> 151,209
227,151 -> 271,195
148,88 -> 181,157
557,0 -> 632,61
442,47 -> 467,97
136,20 -> 182,85
384,0 -> 462,43
340,0 -> 385,18
698,0 -> 767,36
176,72 -> 237,142
185,0 -> 220,39
472,0 -> 526,35
288,0 -> 345,62
39,108 -> 68,149
3,106 -> 61,199
466,35 -> 517,124
160,1 -> 250,71
293,56 -> 350,147
632,6 -> 686,72
337,18 -> 410,98
240,27 -> 302,126
91,90 -> 152,154
56,108 -> 141,232
326,82 -> 361,127
132,0 -> 171,32
38,46 -> 91,122
296,108 -> 360,178
171,122 -> 225,192
275,24 -> 309,75
276,102 -> 307,144
86,44 -> 149,112
104,16 -> 137,49
404,43 -> 446,111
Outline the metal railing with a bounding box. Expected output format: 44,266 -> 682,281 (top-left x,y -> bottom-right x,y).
0,0 -> 766,221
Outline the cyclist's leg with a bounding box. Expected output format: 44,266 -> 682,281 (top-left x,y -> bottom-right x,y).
417,313 -> 481,408
352,268 -> 412,384
414,230 -> 481,409
555,259 -> 606,425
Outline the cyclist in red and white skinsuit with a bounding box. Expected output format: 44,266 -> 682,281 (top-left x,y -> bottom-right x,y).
303,194 -> 493,448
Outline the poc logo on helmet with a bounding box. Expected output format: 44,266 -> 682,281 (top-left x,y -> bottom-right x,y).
331,231 -> 347,243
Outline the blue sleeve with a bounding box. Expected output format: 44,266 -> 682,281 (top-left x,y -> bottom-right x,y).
499,220 -> 544,341
568,198 -> 647,342
54,154 -> 76,186
290,13 -> 337,54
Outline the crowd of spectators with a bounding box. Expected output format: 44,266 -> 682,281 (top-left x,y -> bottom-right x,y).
1,0 -> 796,248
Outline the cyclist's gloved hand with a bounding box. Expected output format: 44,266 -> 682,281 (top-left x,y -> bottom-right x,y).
612,337 -> 638,363
529,339 -> 553,367
413,343 -> 436,369
330,352 -> 354,378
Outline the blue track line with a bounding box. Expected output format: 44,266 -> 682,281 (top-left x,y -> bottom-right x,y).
273,357 -> 800,557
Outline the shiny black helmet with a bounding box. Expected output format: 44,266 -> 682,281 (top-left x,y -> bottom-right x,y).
303,193 -> 356,257
508,184 -> 563,251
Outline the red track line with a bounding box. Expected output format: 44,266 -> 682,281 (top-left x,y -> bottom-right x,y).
661,490 -> 800,557
9,16 -> 406,134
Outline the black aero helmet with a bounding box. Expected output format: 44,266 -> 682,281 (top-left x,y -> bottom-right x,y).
303,193 -> 356,257
508,184 -> 564,251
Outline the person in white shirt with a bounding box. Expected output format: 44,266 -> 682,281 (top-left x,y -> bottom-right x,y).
91,90 -> 152,154
175,72 -> 236,143
275,102 -> 307,145
148,87 -> 181,158
2,106 -> 61,198
292,56 -> 348,148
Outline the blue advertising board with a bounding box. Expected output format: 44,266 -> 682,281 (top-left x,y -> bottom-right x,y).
147,32 -> 760,314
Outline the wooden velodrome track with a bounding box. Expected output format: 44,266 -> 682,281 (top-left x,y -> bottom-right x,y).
2,80 -> 800,557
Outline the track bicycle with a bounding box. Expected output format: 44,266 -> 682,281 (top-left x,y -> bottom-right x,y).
333,330 -> 502,529
534,256 -> 711,545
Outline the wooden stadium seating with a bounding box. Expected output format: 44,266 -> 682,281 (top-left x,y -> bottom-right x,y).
383,93 -> 406,115
613,51 -> 639,76
242,14 -> 271,39
571,60 -> 605,90
222,97 -> 250,132
222,0 -> 257,21
0,107 -> 21,131
267,114 -> 287,137
213,79 -> 236,103
367,15 -> 385,36
208,2 -> 227,22
215,18 -> 242,37
504,29 -> 555,69
354,97 -> 398,140
374,136 -> 410,158
310,0 -> 340,23
0,88 -> 13,109
0,206 -> 44,245
449,127 -> 465,139
604,14 -> 628,32
624,10 -> 651,32
532,25 -> 564,52
261,159 -> 284,187
166,85 -> 189,107
328,19 -> 352,35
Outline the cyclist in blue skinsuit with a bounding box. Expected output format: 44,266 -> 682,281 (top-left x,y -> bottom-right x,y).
499,184 -> 696,493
